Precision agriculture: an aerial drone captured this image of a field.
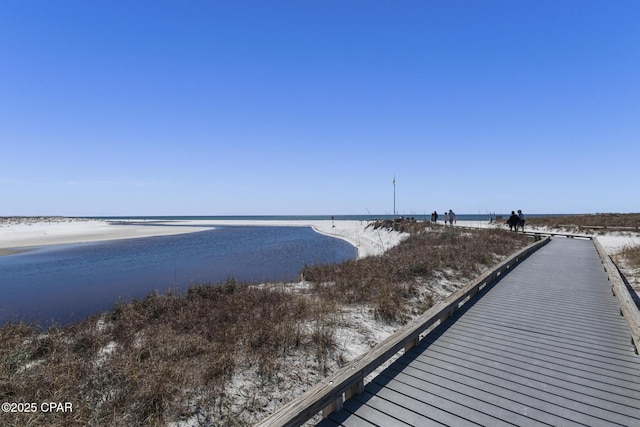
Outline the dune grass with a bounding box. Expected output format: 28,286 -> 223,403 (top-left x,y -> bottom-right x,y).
303,225 -> 529,323
0,224 -> 531,426
618,244 -> 640,293
527,213 -> 640,230
620,245 -> 640,268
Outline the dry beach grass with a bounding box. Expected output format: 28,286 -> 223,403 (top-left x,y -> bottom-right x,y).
527,212 -> 640,231
2,217 -> 637,426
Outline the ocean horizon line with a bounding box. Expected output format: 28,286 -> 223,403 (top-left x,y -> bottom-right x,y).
81,213 -> 570,222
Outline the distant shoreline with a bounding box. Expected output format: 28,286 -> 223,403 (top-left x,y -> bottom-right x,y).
80,213 -> 572,222
2,214 -> 637,258
0,217 -> 408,259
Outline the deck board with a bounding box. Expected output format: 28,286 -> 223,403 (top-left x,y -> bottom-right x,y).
320,238 -> 640,427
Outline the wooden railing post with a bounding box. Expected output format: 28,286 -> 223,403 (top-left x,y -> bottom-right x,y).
345,379 -> 364,400
322,396 -> 343,417
404,336 -> 419,351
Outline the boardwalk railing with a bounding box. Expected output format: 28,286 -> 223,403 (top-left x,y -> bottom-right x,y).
523,230 -> 593,239
255,236 -> 551,427
560,224 -> 639,231
593,237 -> 640,354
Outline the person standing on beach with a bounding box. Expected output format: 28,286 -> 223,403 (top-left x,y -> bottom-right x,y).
517,209 -> 525,232
443,210 -> 449,225
448,209 -> 457,225
507,211 -> 519,231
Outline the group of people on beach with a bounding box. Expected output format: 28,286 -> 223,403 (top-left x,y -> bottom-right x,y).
428,209 -> 525,231
430,210 -> 457,225
506,210 -> 525,232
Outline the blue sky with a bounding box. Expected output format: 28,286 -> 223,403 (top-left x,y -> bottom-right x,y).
1,1 -> 638,216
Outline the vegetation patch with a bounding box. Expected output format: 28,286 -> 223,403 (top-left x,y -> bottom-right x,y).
616,245 -> 640,300
527,213 -> 640,231
620,245 -> 640,269
303,226 -> 529,323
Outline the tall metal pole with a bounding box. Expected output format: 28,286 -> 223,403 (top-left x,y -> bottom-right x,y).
393,175 -> 396,220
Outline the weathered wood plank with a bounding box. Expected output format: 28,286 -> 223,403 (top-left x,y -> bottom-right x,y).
451,319 -> 640,367
431,328 -> 640,386
371,370 -> 534,427
319,405 -> 380,427
337,398 -> 408,426
436,329 -> 640,399
402,345 -> 640,425
415,338 -> 640,401
388,363 -> 583,427
349,386 -> 478,426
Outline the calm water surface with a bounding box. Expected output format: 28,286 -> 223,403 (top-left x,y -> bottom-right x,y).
0,226 -> 356,325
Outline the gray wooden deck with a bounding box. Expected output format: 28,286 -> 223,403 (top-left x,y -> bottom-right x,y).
317,238 -> 640,426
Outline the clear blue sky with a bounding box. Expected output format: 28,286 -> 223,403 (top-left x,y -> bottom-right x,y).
1,1 -> 638,216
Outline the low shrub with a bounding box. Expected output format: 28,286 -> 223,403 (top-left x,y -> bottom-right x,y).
303,228 -> 529,323
527,213 -> 640,230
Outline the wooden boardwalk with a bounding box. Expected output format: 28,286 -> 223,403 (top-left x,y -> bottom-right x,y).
317,238 -> 640,426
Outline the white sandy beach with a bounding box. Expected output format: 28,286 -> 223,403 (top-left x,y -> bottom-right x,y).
2,217 -> 637,258
0,218 -> 210,255
174,218 -> 409,258
0,217 -> 407,258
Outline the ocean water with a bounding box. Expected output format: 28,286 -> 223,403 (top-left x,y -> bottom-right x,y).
0,225 -> 356,326
89,213 -> 562,222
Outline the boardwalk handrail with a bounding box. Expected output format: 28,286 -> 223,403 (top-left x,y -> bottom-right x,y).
255,236 -> 551,427
523,230 -> 593,239
457,224 -> 593,240
593,237 -> 640,354
559,224 -> 640,231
